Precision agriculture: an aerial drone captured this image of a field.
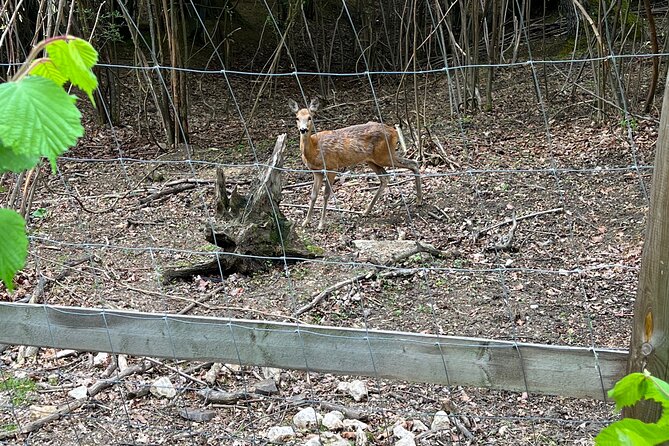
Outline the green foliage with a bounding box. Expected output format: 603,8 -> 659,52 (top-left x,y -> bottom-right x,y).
0,36 -> 97,291
0,210 -> 28,292
596,371 -> 669,445
0,373 -> 37,406
30,208 -> 48,219
0,76 -> 84,171
306,244 -> 324,256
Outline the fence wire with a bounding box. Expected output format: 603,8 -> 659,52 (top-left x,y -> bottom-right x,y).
0,1 -> 657,444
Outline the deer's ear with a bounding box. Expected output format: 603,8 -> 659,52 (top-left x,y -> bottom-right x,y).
309,97 -> 319,112
288,99 -> 299,113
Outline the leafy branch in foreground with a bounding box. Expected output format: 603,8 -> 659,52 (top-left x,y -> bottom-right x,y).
0,36 -> 98,291
595,370 -> 669,445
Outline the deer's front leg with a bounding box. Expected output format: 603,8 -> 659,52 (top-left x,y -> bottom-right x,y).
318,172 -> 336,230
303,172 -> 323,228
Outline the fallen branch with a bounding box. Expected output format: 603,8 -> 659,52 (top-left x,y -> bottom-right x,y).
139,182 -> 199,205
294,242 -> 457,316
474,207 -> 563,240
0,362 -> 151,440
484,211 -> 518,252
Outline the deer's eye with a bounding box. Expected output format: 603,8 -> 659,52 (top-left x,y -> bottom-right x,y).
307,117 -> 312,121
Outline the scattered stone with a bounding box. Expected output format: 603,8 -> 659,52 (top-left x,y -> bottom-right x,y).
431,410 -> 451,431
68,385 -> 88,400
395,436 -> 416,446
322,410 -> 344,430
393,423 -> 414,441
224,363 -> 242,374
178,408 -> 216,422
342,419 -> 369,431
125,380 -> 150,399
92,352 -> 109,366
56,349 -> 77,359
266,426 -> 295,443
320,432 -> 350,446
355,427 -> 367,445
117,355 -> 128,372
198,388 -> 250,404
150,376 -> 176,399
255,378 -> 279,396
348,380 -> 368,402
303,435 -> 322,446
204,363 -> 222,384
411,420 -> 429,432
293,407 -> 322,430
262,367 -> 282,381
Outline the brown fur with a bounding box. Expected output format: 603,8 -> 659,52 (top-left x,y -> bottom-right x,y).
289,98 -> 422,229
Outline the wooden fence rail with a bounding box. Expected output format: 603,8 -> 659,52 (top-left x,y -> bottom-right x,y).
0,302 -> 627,400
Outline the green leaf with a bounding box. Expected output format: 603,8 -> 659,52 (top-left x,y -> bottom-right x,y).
45,38 -> 98,103
596,419 -> 669,445
0,209 -> 28,292
0,140 -> 40,173
0,76 -> 83,169
608,373 -> 648,411
30,208 -> 47,219
29,59 -> 68,86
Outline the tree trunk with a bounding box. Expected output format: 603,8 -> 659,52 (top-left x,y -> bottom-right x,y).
163,134 -> 316,282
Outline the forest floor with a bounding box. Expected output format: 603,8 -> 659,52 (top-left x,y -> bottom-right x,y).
0,56 -> 658,445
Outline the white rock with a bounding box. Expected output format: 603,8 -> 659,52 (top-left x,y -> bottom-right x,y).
343,419 -> 369,431
303,435 -> 322,446
56,349 -> 77,359
355,428 -> 367,445
338,380 -> 368,401
320,432 -> 350,446
322,411 -> 344,430
262,367 -> 282,381
68,385 -> 88,400
93,352 -> 109,366
395,436 -> 416,446
150,376 -> 176,399
393,423 -> 415,440
293,407 -> 322,430
117,354 -> 128,372
411,420 -> 429,432
204,363 -> 222,384
267,426 -> 295,443
431,410 -> 451,431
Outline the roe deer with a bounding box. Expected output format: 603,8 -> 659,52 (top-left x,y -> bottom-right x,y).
288,98 -> 422,230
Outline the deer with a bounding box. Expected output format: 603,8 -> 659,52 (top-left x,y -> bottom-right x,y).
288,98 -> 422,230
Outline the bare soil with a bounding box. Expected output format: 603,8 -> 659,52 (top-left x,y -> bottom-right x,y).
0,60 -> 655,445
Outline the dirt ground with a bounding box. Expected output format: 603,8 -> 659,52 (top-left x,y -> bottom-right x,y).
0,56 -> 656,445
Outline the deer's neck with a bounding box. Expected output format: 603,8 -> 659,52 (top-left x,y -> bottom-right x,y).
299,131 -> 319,164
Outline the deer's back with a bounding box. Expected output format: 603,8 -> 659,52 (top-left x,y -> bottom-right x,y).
306,122 -> 398,170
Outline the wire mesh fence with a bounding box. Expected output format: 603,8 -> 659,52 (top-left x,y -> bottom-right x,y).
0,0 -> 661,444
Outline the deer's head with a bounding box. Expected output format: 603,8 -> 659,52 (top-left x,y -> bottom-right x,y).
288,98 -> 319,135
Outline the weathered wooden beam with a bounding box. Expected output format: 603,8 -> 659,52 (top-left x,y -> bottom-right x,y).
0,303 -> 627,400
626,74 -> 669,420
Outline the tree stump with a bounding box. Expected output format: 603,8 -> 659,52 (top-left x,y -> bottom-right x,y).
163,134 -> 315,281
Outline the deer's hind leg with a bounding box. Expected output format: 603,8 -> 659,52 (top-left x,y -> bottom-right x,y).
365,162 -> 389,216
393,157 -> 423,205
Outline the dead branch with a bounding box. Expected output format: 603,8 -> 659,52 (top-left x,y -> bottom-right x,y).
138,182 -> 199,205
474,207 -> 563,241
294,242 -> 457,316
485,211 -> 518,252
0,362 -> 151,440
